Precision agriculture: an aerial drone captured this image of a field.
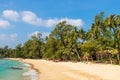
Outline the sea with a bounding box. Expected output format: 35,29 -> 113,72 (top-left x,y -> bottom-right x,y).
0,59 -> 39,80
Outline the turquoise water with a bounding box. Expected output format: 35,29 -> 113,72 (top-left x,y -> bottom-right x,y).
0,59 -> 27,80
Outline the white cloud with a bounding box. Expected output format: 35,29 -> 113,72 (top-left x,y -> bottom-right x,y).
29,31 -> 40,37
0,20 -> 11,28
0,33 -> 18,42
28,31 -> 50,38
42,32 -> 50,38
45,18 -> 84,27
0,33 -> 18,48
2,10 -> 19,21
61,18 -> 84,27
10,33 -> 18,39
0,34 -> 6,40
3,10 -> 19,21
21,11 -> 84,27
1,10 -> 84,28
45,18 -> 60,27
21,11 -> 42,26
28,31 -> 42,39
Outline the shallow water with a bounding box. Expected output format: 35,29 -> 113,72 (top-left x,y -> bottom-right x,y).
0,59 -> 27,80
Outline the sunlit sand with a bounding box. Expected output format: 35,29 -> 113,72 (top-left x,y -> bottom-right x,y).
15,59 -> 120,80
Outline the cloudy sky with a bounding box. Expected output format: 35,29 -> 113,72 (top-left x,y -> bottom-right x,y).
0,0 -> 120,48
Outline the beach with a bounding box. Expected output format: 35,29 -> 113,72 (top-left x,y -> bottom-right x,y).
15,59 -> 120,80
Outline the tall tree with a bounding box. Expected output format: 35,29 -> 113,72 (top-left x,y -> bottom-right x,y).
22,32 -> 43,59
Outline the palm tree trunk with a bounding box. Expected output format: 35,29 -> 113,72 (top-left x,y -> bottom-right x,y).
74,47 -> 81,61
109,54 -> 112,64
117,53 -> 120,64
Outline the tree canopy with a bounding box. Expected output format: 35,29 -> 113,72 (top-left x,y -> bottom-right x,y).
1,12 -> 120,64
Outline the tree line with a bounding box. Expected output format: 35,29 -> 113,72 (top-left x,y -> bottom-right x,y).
0,12 -> 120,64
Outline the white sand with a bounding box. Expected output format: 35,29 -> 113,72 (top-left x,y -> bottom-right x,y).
18,59 -> 120,80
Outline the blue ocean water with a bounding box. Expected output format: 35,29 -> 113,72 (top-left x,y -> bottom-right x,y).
0,59 -> 27,80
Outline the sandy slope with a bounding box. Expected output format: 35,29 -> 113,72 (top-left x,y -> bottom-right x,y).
16,59 -> 120,80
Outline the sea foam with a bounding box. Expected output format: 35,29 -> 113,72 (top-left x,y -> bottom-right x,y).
23,69 -> 39,80
23,63 -> 39,80
23,63 -> 31,67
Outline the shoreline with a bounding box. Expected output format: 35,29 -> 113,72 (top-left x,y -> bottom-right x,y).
8,58 -> 120,80
24,59 -> 102,80
6,58 -> 39,80
22,62 -> 39,80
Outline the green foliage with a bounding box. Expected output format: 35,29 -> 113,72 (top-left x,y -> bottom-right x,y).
42,21 -> 82,61
22,32 -> 43,59
1,12 -> 120,64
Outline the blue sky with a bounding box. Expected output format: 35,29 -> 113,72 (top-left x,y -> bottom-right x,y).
0,0 -> 120,48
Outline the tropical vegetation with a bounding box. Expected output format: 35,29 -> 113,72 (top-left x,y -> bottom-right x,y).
0,12 -> 120,64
